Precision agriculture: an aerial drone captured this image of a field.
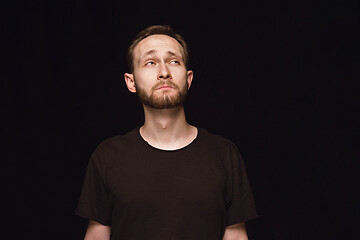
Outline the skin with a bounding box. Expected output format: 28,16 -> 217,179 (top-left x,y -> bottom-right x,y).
84,220 -> 110,240
83,34 -> 248,240
125,34 -> 196,150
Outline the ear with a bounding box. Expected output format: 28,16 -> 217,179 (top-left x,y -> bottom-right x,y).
124,73 -> 136,93
186,70 -> 194,89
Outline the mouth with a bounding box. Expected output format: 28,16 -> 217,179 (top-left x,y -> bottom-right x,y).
157,85 -> 174,90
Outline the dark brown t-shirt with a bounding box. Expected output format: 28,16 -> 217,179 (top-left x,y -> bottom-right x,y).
76,127 -> 257,239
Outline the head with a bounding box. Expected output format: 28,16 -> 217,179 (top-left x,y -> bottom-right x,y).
127,25 -> 190,73
124,25 -> 193,109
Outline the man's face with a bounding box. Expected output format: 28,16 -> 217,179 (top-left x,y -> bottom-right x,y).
125,34 -> 193,109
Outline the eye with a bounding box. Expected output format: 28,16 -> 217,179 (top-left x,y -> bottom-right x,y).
170,60 -> 180,64
145,61 -> 155,66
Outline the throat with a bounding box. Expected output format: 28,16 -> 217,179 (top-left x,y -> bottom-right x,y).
140,125 -> 198,151
140,105 -> 197,150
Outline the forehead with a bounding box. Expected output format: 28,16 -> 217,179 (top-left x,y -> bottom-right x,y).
134,34 -> 183,59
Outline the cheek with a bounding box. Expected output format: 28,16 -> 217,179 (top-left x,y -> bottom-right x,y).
171,67 -> 187,78
134,71 -> 156,87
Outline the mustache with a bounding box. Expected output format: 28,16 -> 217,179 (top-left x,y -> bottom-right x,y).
152,81 -> 180,90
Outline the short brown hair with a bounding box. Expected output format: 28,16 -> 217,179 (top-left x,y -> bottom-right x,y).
127,25 -> 189,73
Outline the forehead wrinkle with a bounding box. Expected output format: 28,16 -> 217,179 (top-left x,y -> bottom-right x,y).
167,50 -> 182,59
137,49 -> 156,66
134,34 -> 187,68
140,49 -> 157,59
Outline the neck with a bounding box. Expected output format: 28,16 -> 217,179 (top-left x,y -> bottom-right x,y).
140,105 -> 197,150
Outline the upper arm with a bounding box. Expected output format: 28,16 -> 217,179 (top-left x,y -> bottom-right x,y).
84,220 -> 111,240
222,222 -> 248,240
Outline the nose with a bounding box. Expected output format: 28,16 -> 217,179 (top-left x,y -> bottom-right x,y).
157,62 -> 172,80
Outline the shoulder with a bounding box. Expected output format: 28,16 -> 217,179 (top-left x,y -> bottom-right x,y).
90,128 -> 140,163
196,128 -> 242,162
198,128 -> 239,151
196,128 -> 244,170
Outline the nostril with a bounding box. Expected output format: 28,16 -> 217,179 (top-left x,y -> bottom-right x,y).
158,73 -> 171,80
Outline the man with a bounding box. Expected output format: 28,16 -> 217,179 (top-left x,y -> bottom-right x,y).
76,25 -> 257,240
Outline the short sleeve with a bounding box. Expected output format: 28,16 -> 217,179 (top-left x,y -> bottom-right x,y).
226,144 -> 258,225
75,155 -> 111,226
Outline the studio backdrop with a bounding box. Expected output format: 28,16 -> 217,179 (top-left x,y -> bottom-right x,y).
4,0 -> 358,239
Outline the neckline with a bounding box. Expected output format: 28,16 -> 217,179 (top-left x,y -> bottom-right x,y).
136,126 -> 200,153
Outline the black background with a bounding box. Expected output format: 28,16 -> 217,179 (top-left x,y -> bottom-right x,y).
4,0 -> 359,239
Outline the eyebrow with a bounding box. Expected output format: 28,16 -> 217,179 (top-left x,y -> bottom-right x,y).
139,50 -> 182,60
140,49 -> 157,59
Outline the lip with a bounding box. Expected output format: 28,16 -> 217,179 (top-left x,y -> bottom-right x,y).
157,85 -> 174,90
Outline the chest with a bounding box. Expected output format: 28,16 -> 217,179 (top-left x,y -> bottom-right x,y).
105,153 -> 228,211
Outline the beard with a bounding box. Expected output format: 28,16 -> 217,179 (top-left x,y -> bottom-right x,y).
135,80 -> 188,109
